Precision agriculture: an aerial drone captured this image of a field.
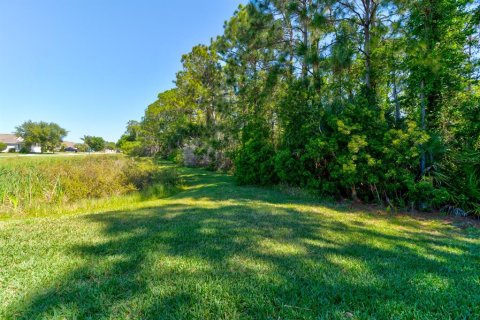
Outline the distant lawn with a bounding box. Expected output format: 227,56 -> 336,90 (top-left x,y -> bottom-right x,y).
0,153 -> 20,158
1,166 -> 479,319
0,152 -> 108,158
0,153 -> 81,159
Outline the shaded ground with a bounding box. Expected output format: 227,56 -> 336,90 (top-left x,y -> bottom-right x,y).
1,167 -> 479,319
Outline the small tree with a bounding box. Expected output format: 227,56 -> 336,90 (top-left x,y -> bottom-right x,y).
105,142 -> 116,150
74,143 -> 88,152
0,142 -> 7,152
15,121 -> 68,153
82,135 -> 106,152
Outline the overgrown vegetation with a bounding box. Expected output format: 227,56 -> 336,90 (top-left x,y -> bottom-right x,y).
120,1 -> 480,216
1,167 -> 479,319
0,155 -> 180,216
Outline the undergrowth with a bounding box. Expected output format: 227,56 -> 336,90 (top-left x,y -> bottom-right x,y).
0,155 -> 180,216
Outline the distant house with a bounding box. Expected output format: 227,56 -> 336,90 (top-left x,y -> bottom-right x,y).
61,141 -> 79,152
62,141 -> 77,149
0,134 -> 24,152
0,134 -> 41,153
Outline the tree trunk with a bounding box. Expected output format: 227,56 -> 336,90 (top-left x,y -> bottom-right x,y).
302,26 -> 309,79
351,185 -> 359,202
392,72 -> 401,123
420,79 -> 426,176
301,0 -> 310,79
363,0 -> 377,105
364,23 -> 371,91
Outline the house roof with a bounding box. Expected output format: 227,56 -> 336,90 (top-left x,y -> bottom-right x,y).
62,141 -> 78,148
0,134 -> 23,144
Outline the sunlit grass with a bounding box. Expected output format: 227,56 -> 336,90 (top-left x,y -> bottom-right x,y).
0,166 -> 479,319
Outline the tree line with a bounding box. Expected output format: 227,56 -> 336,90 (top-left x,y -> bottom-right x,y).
11,121 -> 115,153
120,0 -> 480,215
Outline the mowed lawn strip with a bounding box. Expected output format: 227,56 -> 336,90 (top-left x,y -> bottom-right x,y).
1,166 -> 479,319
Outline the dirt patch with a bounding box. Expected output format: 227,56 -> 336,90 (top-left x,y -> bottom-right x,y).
346,201 -> 480,229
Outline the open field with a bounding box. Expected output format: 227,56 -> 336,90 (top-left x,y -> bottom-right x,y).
0,152 -> 115,158
1,166 -> 479,319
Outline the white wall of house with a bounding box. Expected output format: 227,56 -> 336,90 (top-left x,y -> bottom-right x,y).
1,143 -> 42,153
30,144 -> 42,153
0,134 -> 24,152
1,134 -> 50,153
2,143 -> 22,152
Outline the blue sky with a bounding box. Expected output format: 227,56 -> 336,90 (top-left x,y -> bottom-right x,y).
0,0 -> 242,142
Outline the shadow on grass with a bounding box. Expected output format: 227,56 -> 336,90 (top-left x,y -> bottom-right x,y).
6,168 -> 480,319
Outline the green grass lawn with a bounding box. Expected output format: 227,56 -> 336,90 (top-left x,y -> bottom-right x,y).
1,166 -> 479,319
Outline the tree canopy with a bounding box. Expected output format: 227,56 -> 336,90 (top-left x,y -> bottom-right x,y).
82,135 -> 106,152
15,121 -> 68,153
121,0 -> 480,215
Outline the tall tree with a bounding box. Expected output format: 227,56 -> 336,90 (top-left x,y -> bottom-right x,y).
15,121 -> 68,153
82,135 -> 106,152
121,0 -> 480,214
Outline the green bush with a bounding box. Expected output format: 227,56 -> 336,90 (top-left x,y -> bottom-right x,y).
274,150 -> 300,184
235,123 -> 276,185
0,142 -> 7,152
19,146 -> 29,154
435,150 -> 480,216
119,140 -> 144,156
172,149 -> 184,165
124,158 -> 179,189
408,178 -> 450,211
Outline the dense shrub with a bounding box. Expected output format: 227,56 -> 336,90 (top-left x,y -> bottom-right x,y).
117,2 -> 480,216
124,158 -> 180,191
407,178 -> 450,211
119,140 -> 144,156
235,122 -> 276,185
19,146 -> 29,154
435,150 -> 480,216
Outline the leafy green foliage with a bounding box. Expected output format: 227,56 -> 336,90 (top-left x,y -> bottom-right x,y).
74,143 -> 88,152
15,120 -> 68,153
435,150 -> 480,215
121,0 -> 480,215
105,141 -> 116,150
235,121 -> 276,185
81,135 -> 106,152
0,142 -> 7,152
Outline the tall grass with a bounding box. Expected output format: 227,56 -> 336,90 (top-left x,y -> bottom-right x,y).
0,155 -> 180,216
